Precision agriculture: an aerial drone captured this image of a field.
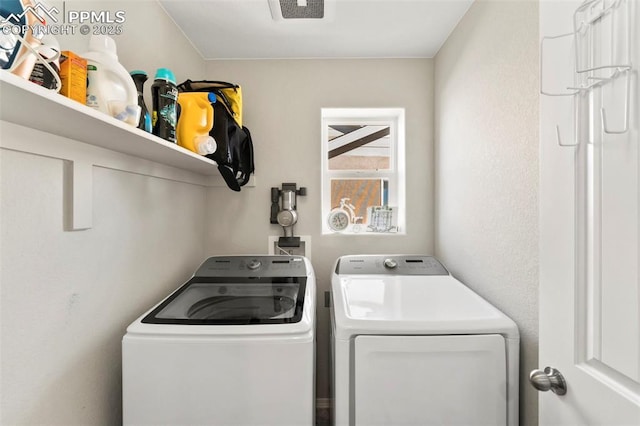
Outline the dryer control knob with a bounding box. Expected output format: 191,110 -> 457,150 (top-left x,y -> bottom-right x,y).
383,258 -> 398,269
247,260 -> 262,270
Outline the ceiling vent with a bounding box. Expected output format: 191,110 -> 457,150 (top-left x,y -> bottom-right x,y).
268,0 -> 335,21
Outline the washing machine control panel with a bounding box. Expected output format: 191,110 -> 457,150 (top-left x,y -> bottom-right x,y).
336,255 -> 449,275
247,259 -> 262,270
195,255 -> 309,277
383,258 -> 398,269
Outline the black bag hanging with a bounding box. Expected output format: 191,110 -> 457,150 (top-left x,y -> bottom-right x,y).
177,79 -> 255,191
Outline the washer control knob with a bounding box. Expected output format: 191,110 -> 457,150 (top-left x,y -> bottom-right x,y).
383,258 -> 398,269
247,259 -> 262,270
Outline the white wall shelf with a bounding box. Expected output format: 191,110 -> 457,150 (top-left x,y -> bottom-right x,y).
0,70 -> 221,175
0,71 -> 255,231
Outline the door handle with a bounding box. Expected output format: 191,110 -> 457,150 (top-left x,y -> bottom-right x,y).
529,367 -> 567,395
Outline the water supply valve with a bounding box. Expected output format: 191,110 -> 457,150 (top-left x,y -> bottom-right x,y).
270,183 -> 307,247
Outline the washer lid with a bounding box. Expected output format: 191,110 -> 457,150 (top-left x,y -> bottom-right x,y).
332,274 -> 518,339
141,277 -> 307,325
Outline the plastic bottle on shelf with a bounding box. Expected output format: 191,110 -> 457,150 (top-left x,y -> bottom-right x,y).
28,35 -> 62,91
151,67 -> 179,143
130,70 -> 152,133
176,92 -> 217,155
81,35 -> 139,126
3,2 -> 44,80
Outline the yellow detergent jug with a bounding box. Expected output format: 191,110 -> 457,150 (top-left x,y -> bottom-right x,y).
176,92 -> 217,155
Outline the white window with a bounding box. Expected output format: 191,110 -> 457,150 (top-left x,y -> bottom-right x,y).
321,108 -> 405,235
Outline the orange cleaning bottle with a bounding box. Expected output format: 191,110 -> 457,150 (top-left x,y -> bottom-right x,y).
176,92 -> 217,155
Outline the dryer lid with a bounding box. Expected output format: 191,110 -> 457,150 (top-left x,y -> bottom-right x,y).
332,274 -> 518,339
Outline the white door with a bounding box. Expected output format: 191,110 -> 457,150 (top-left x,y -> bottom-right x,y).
539,0 -> 640,424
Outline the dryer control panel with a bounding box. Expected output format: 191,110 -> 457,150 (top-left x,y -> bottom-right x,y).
335,255 -> 448,275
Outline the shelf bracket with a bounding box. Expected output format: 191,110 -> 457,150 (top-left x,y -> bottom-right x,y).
64,160 -> 93,231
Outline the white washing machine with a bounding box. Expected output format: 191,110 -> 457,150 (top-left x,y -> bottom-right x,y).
123,255 -> 316,426
331,255 -> 519,426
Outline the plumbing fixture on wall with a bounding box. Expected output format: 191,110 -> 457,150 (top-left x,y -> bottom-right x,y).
270,183 -> 307,252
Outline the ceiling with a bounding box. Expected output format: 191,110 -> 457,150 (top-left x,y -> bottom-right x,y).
159,0 -> 474,60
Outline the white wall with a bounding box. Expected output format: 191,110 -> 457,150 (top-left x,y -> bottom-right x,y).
202,58 -> 435,399
0,2 -> 207,424
0,147 -> 206,424
434,0 -> 539,424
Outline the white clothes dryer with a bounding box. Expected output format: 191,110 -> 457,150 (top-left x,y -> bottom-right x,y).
331,255 -> 519,426
123,255 -> 315,426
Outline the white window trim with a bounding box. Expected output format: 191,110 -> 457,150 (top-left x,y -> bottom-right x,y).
321,108 -> 406,235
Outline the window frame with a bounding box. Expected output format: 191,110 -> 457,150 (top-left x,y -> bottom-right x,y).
321,108 -> 406,235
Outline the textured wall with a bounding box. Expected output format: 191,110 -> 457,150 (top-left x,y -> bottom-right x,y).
202,58 -> 435,399
0,146 -> 206,424
434,0 -> 540,424
0,2 -> 207,424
